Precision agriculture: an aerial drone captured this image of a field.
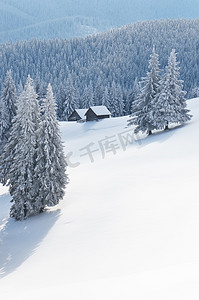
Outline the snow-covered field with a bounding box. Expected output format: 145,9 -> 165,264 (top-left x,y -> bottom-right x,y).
0,98 -> 199,299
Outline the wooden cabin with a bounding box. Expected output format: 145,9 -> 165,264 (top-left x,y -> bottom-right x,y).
85,106 -> 111,121
68,109 -> 88,122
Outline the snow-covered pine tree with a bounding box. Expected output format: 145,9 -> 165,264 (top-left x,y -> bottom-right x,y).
56,82 -> 65,120
115,83 -> 124,116
34,75 -> 47,101
0,75 -> 40,220
0,70 -> 17,144
126,77 -> 140,115
109,81 -> 124,117
109,81 -> 117,117
82,82 -> 94,108
128,47 -> 161,135
74,82 -> 81,108
94,77 -> 103,106
152,49 -> 192,130
61,74 -> 77,120
102,86 -> 111,110
17,80 -> 24,96
0,99 -> 9,146
189,86 -> 199,99
34,84 -> 68,212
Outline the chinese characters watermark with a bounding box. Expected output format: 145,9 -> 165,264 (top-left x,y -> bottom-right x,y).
66,128 -> 142,168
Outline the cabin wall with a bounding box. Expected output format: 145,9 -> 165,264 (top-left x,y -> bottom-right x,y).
86,109 -> 98,121
98,115 -> 110,120
68,111 -> 80,121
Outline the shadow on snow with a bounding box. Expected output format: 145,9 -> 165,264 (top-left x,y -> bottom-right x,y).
0,193 -> 61,278
134,123 -> 187,148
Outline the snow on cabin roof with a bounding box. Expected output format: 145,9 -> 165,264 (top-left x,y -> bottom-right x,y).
75,109 -> 88,119
88,106 -> 111,116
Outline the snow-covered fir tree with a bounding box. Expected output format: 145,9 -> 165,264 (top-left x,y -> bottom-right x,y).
126,77 -> 141,115
0,70 -> 17,144
115,83 -> 124,116
82,82 -> 94,108
189,86 -> 199,99
34,75 -> 47,100
34,84 -> 68,212
56,82 -> 65,120
0,100 -> 9,146
0,75 -> 40,220
109,81 -> 124,117
94,77 -> 104,106
61,74 -> 77,120
151,49 -> 192,130
74,82 -> 81,108
0,77 -> 68,220
109,82 -> 117,117
102,86 -> 111,110
128,47 -> 161,135
17,80 -> 24,96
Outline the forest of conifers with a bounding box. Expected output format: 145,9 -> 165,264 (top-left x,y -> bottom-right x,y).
0,18 -> 199,112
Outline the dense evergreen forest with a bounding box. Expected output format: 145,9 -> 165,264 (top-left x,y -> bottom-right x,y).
0,19 -> 199,118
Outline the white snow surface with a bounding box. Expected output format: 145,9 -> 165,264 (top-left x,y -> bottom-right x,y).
0,98 -> 199,299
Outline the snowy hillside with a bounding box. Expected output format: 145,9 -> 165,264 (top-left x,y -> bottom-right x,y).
0,98 -> 199,299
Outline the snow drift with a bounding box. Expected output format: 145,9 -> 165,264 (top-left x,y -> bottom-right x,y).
0,98 -> 198,299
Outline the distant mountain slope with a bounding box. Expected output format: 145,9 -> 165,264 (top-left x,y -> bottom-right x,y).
0,16 -> 109,42
0,1 -> 35,32
0,0 -> 112,42
0,0 -> 199,42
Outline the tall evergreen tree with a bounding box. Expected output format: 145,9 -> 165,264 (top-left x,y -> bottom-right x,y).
109,81 -> 124,117
102,86 -> 111,110
61,74 -> 76,120
94,77 -> 103,106
34,84 -> 68,212
56,82 -> 65,120
115,83 -> 124,117
74,82 -> 81,108
0,75 -> 40,220
109,82 -> 117,117
126,77 -> 141,115
0,70 -> 17,144
152,49 -> 192,130
34,75 -> 47,101
128,47 -> 161,135
17,80 -> 23,96
82,82 -> 94,108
